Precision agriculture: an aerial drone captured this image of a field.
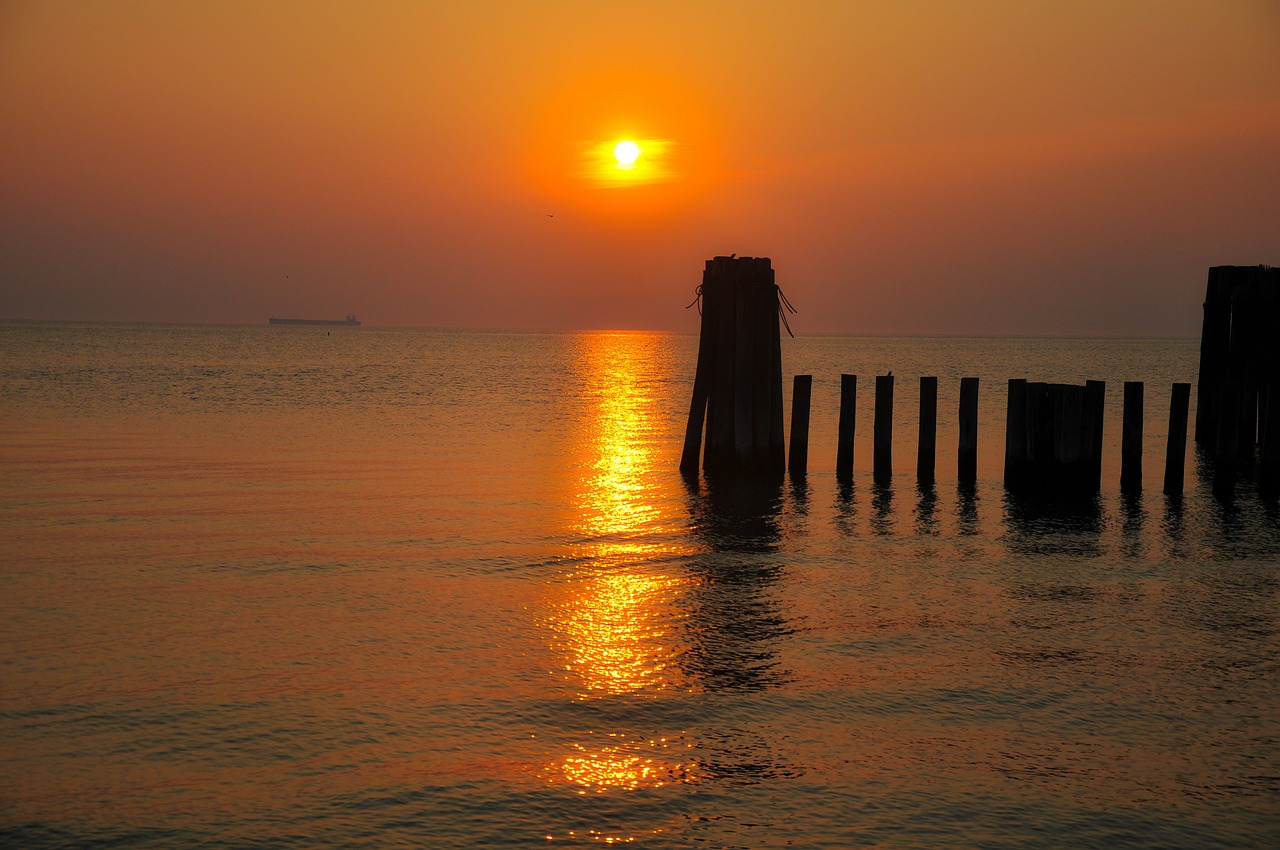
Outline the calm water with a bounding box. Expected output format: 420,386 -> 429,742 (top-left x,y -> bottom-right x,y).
2,323 -> 1277,848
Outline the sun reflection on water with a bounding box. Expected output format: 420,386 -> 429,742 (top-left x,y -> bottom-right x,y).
538,333 -> 700,803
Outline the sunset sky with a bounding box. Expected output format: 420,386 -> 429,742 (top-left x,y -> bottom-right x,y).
2,1 -> 1277,334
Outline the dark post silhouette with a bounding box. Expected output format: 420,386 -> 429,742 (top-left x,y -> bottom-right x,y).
874,374 -> 894,481
917,376 -> 937,483
1006,380 -> 1101,496
680,256 -> 786,477
1121,381 -> 1143,494
788,375 -> 812,476
1195,265 -> 1279,465
1004,379 -> 1027,487
836,374 -> 857,480
958,377 -> 978,483
1163,382 -> 1191,496
1085,380 -> 1106,490
1262,385 -> 1280,495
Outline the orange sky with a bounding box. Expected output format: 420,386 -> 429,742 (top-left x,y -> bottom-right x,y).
2,1 -> 1278,334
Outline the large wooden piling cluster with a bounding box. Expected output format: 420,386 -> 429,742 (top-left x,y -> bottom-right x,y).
1194,265 -> 1280,492
681,256 -> 786,477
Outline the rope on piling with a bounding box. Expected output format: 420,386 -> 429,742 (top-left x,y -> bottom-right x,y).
685,283 -> 704,315
686,280 -> 797,337
778,287 -> 797,338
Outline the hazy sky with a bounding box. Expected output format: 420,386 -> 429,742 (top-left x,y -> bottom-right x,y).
2,1 -> 1278,334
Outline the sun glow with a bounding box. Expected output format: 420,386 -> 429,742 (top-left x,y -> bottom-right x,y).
579,137 -> 674,187
613,140 -> 641,168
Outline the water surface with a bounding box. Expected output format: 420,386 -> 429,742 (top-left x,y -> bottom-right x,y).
1,324 -> 1277,848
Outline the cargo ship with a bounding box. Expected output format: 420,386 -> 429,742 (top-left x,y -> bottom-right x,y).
268,314 -> 361,327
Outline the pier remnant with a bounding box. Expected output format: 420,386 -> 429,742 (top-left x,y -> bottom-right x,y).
874,375 -> 894,481
789,375 -> 813,476
917,377 -> 937,483
836,374 -> 857,480
1004,380 -> 1104,495
681,256 -> 789,477
1164,382 -> 1191,496
1262,387 -> 1280,495
1121,382 -> 1144,494
1195,265 -> 1280,466
958,377 -> 979,483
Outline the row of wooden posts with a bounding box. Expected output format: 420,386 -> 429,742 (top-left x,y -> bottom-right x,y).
680,257 -> 1278,497
778,374 -> 1215,496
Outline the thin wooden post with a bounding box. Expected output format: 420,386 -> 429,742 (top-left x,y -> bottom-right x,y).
917,376 -> 937,483
1163,382 -> 1191,496
1121,381 -> 1143,494
680,275 -> 713,474
874,374 -> 894,481
788,375 -> 812,476
733,279 -> 755,463
1024,382 -> 1047,484
1195,267 -> 1232,445
1261,384 -> 1280,495
1004,379 -> 1027,486
836,374 -> 857,480
1062,384 -> 1085,491
1086,380 -> 1106,491
958,377 -> 978,483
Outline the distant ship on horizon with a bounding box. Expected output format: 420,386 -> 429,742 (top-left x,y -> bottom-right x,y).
268,314 -> 361,327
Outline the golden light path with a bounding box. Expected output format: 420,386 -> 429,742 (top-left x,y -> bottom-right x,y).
539,333 -> 700,808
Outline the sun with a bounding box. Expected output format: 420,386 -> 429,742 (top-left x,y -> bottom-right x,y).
613,140 -> 641,168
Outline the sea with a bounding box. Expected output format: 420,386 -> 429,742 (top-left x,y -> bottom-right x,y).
1,322 -> 1277,849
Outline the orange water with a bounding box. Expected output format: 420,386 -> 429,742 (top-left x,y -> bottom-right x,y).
2,324 -> 1277,847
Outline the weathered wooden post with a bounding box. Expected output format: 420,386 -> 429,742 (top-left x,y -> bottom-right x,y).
1163,382 -> 1190,496
874,374 -> 894,481
917,376 -> 937,483
1195,267 -> 1233,446
1195,265 -> 1279,462
1262,384 -> 1280,495
836,374 -> 857,481
789,375 -> 812,476
680,256 -> 787,477
958,377 -> 978,483
1004,379 -> 1027,487
1121,381 -> 1144,494
1085,380 -> 1106,491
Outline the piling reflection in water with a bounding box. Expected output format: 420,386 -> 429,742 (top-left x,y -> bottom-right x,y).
681,475 -> 791,694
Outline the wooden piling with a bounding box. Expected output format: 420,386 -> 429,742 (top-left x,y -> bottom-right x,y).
788,375 -> 812,476
917,376 -> 937,483
1195,267 -> 1232,445
1215,382 -> 1242,466
1121,381 -> 1143,494
679,294 -> 712,475
958,377 -> 978,483
1163,382 -> 1190,496
836,374 -> 857,480
1004,379 -> 1027,486
1086,380 -> 1106,491
1262,384 -> 1280,495
1061,384 -> 1085,487
1214,381 -> 1242,498
1007,379 -> 1100,496
684,256 -> 787,477
874,374 -> 894,481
